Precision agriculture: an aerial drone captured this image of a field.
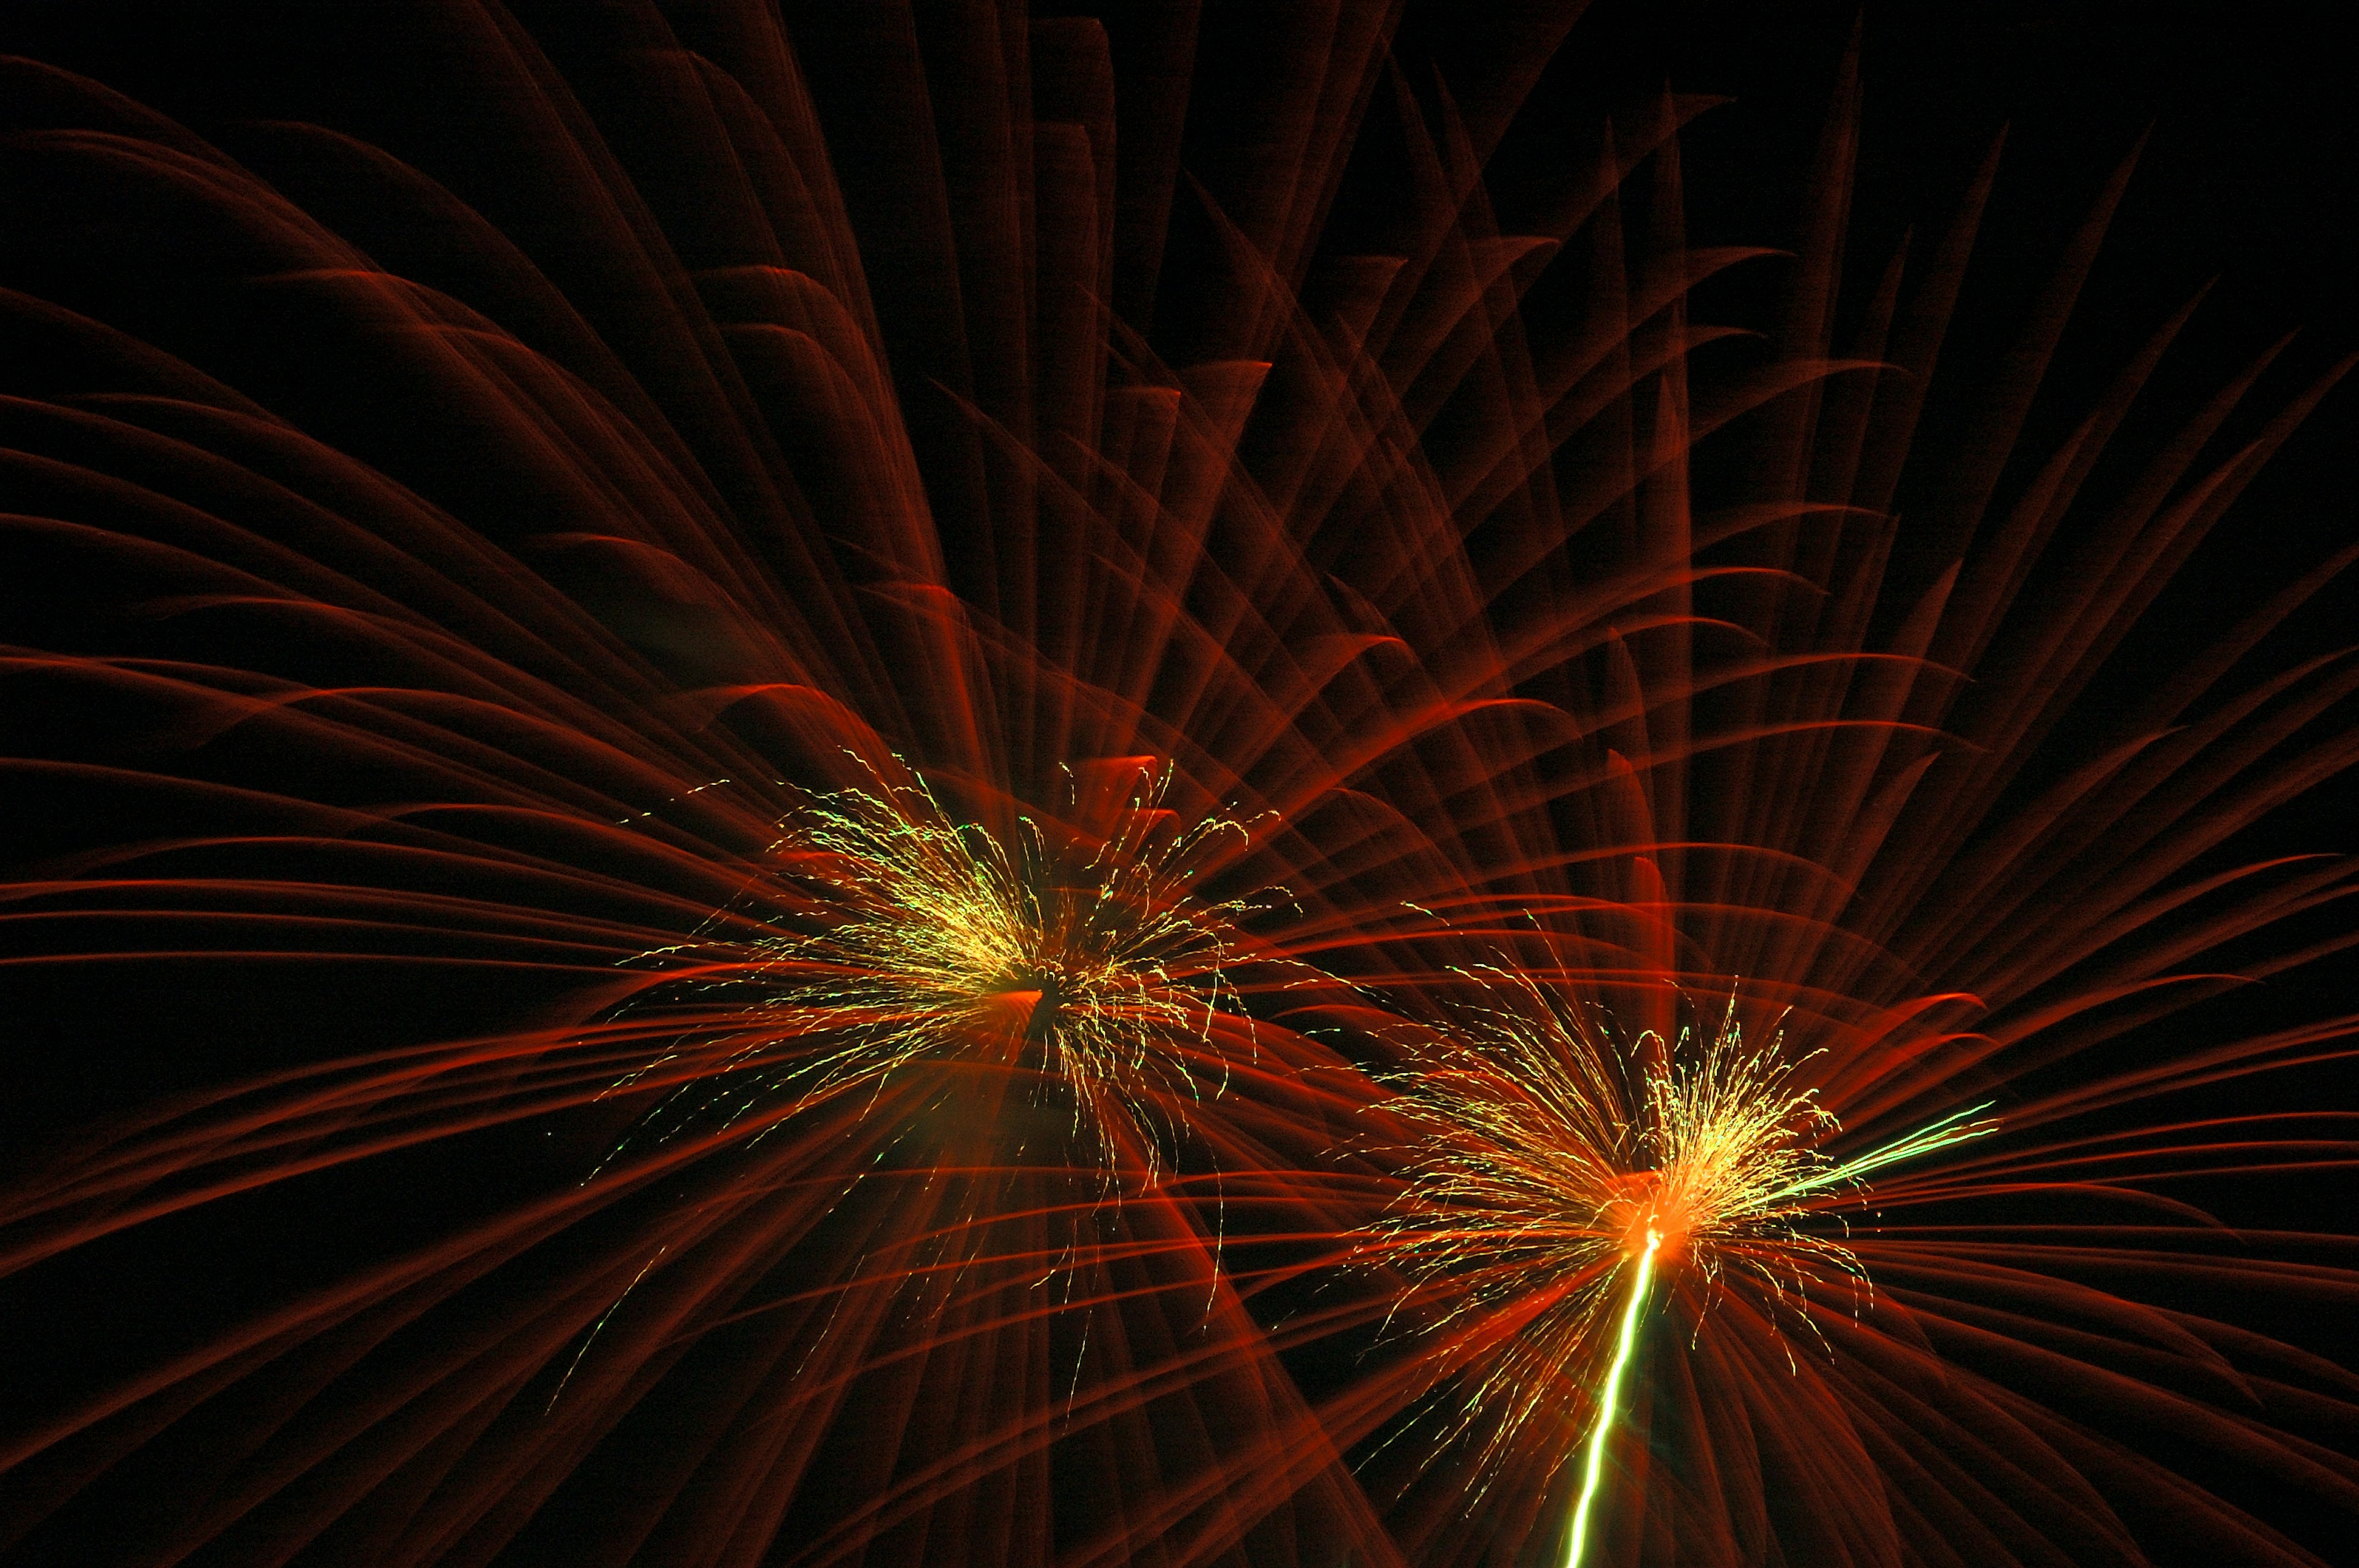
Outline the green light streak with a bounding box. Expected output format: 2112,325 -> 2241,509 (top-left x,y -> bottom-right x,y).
1768,1101 -> 1998,1203
1561,1231 -> 1659,1568
1549,1103 -> 1997,1565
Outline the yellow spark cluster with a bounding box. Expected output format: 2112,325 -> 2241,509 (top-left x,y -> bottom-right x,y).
1367,983 -> 1993,1504
749,770 -> 1265,1156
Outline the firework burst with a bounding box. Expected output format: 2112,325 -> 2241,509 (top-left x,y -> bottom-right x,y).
632,762 -> 1276,1174
1362,984 -> 1997,1561
1,5 -> 2356,1567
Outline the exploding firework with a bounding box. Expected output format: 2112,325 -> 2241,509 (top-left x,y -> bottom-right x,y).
1,4 -> 2356,1567
1359,986 -> 1997,1564
740,768 -> 1273,1150
625,762 -> 1281,1176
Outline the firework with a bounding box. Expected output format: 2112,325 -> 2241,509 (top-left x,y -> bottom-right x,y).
0,5 -> 2354,1567
617,762 -> 1280,1179
1361,987 -> 1997,1562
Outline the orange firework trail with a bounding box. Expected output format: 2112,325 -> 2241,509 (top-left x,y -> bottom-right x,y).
1,6 -> 2357,1566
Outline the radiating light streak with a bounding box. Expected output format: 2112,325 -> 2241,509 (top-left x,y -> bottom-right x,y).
1769,1102 -> 2000,1201
1367,991 -> 2007,1559
1562,1230 -> 1659,1568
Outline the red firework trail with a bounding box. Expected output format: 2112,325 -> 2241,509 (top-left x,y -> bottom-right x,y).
2,5 -> 2356,1567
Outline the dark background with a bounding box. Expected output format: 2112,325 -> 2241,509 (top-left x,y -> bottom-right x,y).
1533,0 -> 2359,662
1605,0 -> 2359,1210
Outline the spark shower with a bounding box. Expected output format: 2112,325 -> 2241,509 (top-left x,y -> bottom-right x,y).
3,4 -> 2356,1566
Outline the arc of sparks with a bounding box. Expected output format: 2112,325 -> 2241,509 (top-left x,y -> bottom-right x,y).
1562,1230 -> 1661,1568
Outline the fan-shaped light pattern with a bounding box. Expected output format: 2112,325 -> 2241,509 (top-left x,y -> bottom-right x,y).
1361,985 -> 1994,1564
0,4 -> 2355,1567
614,763 -> 1283,1177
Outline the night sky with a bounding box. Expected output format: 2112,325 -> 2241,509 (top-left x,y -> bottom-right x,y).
3,3 -> 2355,1564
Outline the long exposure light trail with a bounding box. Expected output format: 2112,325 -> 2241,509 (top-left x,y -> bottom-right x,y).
4,4 -> 2357,1563
1557,1101 -> 1999,1567
1562,1229 -> 1660,1568
1769,1103 -> 2001,1201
